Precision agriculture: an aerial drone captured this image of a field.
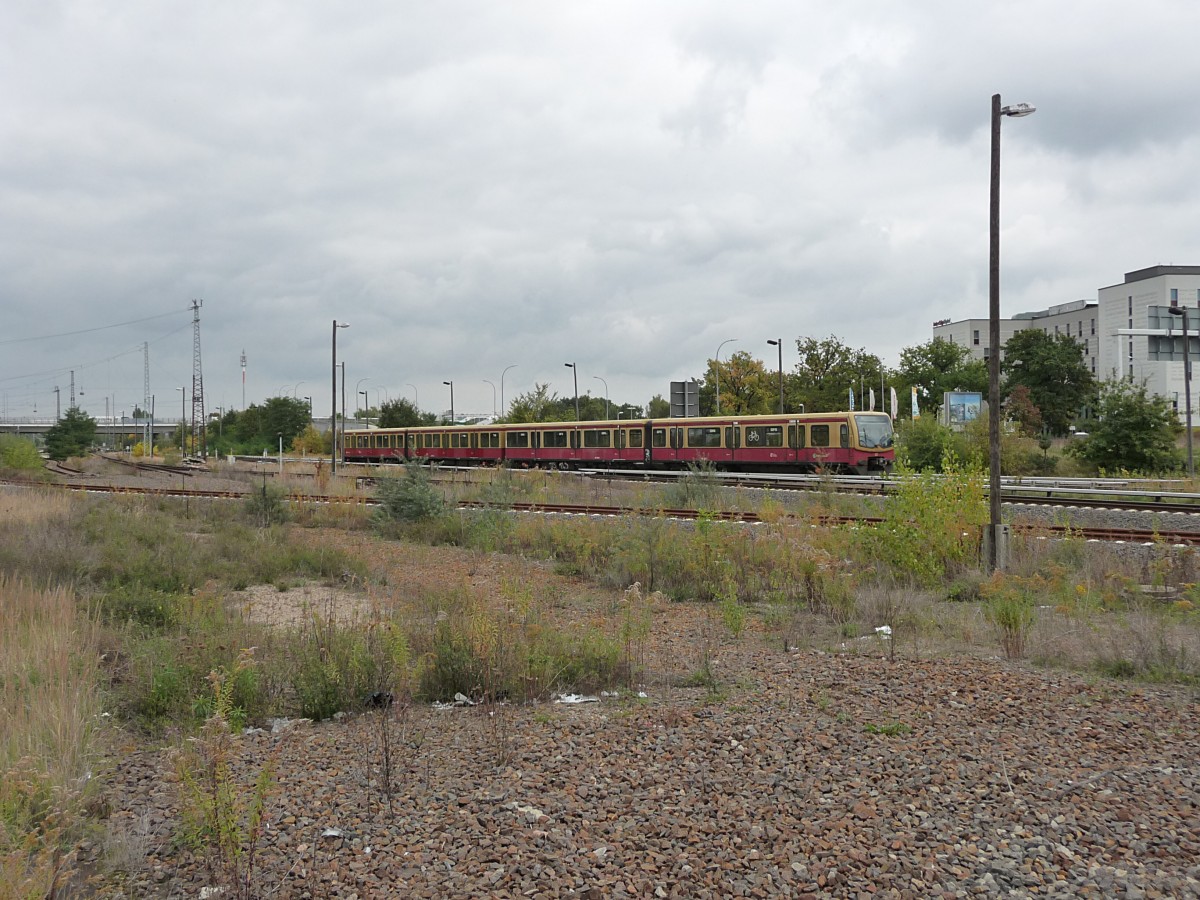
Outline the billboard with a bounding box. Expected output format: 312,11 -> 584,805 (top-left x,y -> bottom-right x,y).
943,391 -> 982,428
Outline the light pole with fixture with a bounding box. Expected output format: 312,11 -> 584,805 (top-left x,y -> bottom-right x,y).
593,375 -> 609,419
293,381 -> 305,399
501,365 -> 517,420
715,338 -> 737,415
176,386 -> 186,453
331,320 -> 349,473
359,391 -> 369,423
1169,306 -> 1194,478
564,363 -> 579,420
407,384 -> 418,408
987,93 -> 1036,573
443,381 -> 454,424
766,339 -> 783,414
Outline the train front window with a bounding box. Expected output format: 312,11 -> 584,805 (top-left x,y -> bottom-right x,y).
854,415 -> 894,449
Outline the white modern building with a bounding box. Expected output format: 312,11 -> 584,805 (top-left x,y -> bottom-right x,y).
934,265 -> 1200,422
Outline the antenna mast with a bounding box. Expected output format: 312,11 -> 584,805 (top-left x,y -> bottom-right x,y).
240,349 -> 247,410
190,299 -> 206,458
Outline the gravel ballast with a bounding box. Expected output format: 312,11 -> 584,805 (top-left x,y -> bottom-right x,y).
97,651 -> 1199,898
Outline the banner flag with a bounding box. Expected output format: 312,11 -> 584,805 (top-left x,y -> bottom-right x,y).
849,387 -> 855,411
868,388 -> 876,411
912,386 -> 920,419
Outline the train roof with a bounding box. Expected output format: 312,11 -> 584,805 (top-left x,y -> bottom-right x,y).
367,411 -> 892,431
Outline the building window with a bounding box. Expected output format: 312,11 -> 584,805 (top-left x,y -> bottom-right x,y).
1091,319 -> 1095,335
1171,288 -> 1179,302
972,329 -> 980,346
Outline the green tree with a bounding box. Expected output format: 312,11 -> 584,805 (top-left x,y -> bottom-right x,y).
378,398 -> 424,428
507,383 -> 565,423
895,416 -> 964,473
1001,330 -> 1094,435
703,350 -> 773,415
646,394 -> 670,418
895,337 -> 987,420
44,407 -> 96,460
789,336 -> 883,413
1068,379 -> 1181,474
230,397 -> 310,452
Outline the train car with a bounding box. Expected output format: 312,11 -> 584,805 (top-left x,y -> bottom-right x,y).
644,412 -> 893,474
342,410 -> 893,474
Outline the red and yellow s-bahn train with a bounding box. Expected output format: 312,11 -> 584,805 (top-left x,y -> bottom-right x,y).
345,411 -> 894,475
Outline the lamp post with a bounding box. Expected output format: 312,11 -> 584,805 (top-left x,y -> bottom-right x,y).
293,381 -> 305,399
715,338 -> 737,415
564,363 -> 579,420
339,362 -> 346,464
443,381 -> 454,424
987,93 -> 1036,573
176,386 -> 186,453
355,378 -> 370,417
501,365 -> 517,420
331,320 -> 349,473
359,391 -> 368,424
1170,306 -> 1194,478
483,379 -> 497,418
407,384 -> 418,407
766,339 -> 783,414
593,375 -> 609,419
303,397 -> 311,417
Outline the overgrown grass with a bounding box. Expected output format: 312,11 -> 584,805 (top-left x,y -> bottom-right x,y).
1,576 -> 101,897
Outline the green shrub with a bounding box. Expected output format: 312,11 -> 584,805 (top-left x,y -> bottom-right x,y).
980,574 -> 1037,658
374,464 -> 445,523
242,482 -> 290,527
0,435 -> 43,471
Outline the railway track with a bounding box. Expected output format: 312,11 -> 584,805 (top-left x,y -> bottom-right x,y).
6,478 -> 1200,546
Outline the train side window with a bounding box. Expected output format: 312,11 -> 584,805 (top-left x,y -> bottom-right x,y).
652,428 -> 666,448
490,432 -> 500,448
628,429 -> 642,448
543,430 -> 567,449
583,429 -> 610,448
687,427 -> 721,448
840,424 -> 849,448
811,425 -> 830,447
506,431 -> 529,448
746,425 -> 783,448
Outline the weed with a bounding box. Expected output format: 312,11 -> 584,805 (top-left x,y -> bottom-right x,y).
864,721 -> 912,736
172,650 -> 275,899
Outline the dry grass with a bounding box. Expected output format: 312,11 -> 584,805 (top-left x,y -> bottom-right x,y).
0,574 -> 101,787
0,487 -> 74,525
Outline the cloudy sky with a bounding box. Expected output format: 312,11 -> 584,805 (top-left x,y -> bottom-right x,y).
4,1 -> 1200,422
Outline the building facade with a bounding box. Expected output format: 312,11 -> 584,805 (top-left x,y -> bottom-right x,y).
934,265 -> 1200,422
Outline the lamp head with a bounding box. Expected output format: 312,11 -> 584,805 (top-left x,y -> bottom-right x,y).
1001,102 -> 1036,118
1169,306 -> 1186,317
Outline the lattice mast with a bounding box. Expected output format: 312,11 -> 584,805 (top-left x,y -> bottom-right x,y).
190,299 -> 206,458
240,349 -> 247,410
143,342 -> 150,413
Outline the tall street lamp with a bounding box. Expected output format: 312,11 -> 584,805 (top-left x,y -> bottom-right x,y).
500,365 -> 517,421
987,93 -> 1036,573
483,380 -> 497,418
407,384 -> 418,407
593,375 -> 609,419
715,338 -> 737,415
331,320 -> 349,473
766,339 -> 784,414
1170,306 -> 1194,478
564,363 -> 579,420
359,391 -> 369,423
443,381 -> 454,423
176,386 -> 186,453
293,381 -> 305,399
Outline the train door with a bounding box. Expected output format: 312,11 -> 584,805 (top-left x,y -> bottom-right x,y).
725,423 -> 741,465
